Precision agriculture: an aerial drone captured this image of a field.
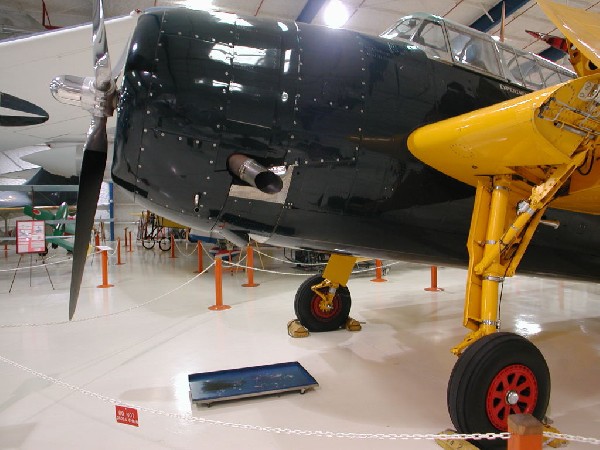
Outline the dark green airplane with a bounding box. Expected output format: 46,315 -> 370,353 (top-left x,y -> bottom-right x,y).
23,202 -> 75,254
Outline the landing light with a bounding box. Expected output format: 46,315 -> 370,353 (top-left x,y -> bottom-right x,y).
324,0 -> 349,29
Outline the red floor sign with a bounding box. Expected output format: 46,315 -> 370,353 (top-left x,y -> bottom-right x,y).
115,406 -> 139,427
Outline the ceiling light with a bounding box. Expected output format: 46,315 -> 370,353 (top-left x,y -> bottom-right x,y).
324,0 -> 349,29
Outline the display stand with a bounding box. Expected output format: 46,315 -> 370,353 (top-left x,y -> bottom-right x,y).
9,254 -> 54,293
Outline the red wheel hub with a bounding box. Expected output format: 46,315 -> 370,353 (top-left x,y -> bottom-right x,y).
310,292 -> 341,321
486,364 -> 538,431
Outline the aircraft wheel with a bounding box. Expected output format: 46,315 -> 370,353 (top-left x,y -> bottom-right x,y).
142,239 -> 155,250
294,274 -> 351,332
159,237 -> 171,251
447,332 -> 550,449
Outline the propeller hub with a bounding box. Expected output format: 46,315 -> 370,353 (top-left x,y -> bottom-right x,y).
50,75 -> 116,117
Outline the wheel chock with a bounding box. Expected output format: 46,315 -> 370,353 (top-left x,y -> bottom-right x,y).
345,317 -> 362,332
435,430 -> 479,450
543,423 -> 567,448
287,320 -> 309,338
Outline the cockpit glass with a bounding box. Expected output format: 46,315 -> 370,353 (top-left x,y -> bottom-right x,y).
416,21 -> 448,52
381,14 -> 575,89
381,17 -> 422,41
446,26 -> 500,75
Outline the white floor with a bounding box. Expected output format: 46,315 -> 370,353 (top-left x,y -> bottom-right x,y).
0,241 -> 599,449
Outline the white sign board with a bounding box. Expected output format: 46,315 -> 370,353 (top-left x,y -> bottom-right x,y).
16,220 -> 46,254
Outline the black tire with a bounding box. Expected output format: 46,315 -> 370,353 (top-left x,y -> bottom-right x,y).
448,332 -> 550,450
142,239 -> 155,250
159,237 -> 171,251
294,274 -> 351,332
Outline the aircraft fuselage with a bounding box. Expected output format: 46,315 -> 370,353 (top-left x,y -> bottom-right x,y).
113,8 -> 600,279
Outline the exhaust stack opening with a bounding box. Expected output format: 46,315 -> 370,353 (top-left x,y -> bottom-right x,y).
227,154 -> 283,194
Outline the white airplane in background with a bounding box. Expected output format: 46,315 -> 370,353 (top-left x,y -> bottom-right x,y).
0,11 -> 139,180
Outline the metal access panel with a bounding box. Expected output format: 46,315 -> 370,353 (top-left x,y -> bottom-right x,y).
188,361 -> 318,406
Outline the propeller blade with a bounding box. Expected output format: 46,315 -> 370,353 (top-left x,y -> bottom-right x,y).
92,0 -> 112,90
69,117 -> 108,320
68,0 -> 116,319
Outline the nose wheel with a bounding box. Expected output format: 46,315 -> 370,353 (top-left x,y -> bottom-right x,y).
447,332 -> 550,449
294,274 -> 351,332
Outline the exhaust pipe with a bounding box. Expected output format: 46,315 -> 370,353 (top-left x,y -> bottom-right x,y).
227,154 -> 283,194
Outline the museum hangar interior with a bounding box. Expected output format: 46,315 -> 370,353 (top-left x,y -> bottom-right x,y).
1,0 -> 600,449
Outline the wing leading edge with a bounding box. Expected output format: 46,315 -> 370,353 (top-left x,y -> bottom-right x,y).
408,73 -> 600,214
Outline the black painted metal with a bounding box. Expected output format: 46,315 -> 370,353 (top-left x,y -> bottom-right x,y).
0,91 -> 49,126
539,46 -> 567,62
113,8 -> 600,281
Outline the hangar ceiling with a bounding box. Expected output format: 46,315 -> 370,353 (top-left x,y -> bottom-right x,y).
2,0 -> 600,55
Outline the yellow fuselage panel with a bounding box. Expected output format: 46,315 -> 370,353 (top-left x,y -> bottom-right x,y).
407,86 -> 570,187
407,75 -> 600,214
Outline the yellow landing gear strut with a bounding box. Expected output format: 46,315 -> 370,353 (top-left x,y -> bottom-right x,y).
291,254 -> 362,334
453,155 -> 586,355
409,72 -> 599,438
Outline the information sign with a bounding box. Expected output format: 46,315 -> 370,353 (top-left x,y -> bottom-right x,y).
115,406 -> 139,427
16,220 -> 46,254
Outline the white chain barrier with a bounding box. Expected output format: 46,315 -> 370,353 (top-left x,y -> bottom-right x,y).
0,249 -> 107,273
221,258 -> 402,277
0,255 -> 73,272
0,352 -> 509,442
3,250 -> 600,445
254,247 -> 328,266
0,262 -> 215,328
173,239 -> 198,257
544,432 -> 600,446
1,350 -> 598,446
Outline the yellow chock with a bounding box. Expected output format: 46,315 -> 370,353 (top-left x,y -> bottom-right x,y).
287,320 -> 309,338
543,423 -> 567,448
435,429 -> 479,450
345,317 -> 362,332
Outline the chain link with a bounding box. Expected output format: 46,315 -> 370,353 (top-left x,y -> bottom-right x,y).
173,239 -> 198,256
221,258 -> 402,277
0,255 -> 74,272
0,353 -> 509,441
544,431 -> 600,445
0,262 -> 215,328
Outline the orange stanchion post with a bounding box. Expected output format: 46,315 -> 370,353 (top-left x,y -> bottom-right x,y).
169,234 -> 177,258
194,241 -> 203,273
94,233 -> 100,247
124,227 -> 128,247
424,266 -> 444,292
507,414 -> 543,450
116,238 -> 124,265
128,231 -> 133,253
242,245 -> 259,287
209,257 -> 231,311
97,249 -> 114,288
370,259 -> 387,282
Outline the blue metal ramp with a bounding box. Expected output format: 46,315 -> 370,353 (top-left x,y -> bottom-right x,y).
188,361 -> 318,406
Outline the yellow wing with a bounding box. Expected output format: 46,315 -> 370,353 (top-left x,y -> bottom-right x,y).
408,74 -> 600,214
408,1 -> 600,215
537,0 -> 600,76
